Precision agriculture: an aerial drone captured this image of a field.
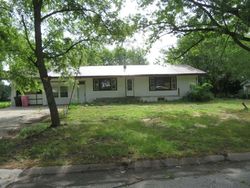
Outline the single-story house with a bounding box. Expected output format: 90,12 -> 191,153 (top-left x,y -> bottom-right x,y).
11,64 -> 205,105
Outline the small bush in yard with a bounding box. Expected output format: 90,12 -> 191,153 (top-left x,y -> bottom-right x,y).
186,83 -> 214,102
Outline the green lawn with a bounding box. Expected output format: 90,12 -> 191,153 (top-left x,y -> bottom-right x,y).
0,101 -> 11,109
1,99 -> 250,168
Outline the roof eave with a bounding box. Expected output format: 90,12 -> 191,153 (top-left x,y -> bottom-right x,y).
49,72 -> 206,78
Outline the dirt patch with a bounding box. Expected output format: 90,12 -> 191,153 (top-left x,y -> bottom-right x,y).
192,112 -> 201,117
219,112 -> 240,121
194,123 -> 207,128
142,117 -> 164,127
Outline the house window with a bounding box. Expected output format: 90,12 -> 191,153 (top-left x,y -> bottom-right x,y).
127,79 -> 133,91
53,88 -> 59,98
60,86 -> 68,98
93,78 -> 117,91
79,81 -> 85,85
149,76 -> 177,91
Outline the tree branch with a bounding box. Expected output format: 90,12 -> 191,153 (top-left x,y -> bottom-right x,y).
44,39 -> 92,59
41,7 -> 95,21
41,6 -> 114,37
187,0 -> 241,20
21,15 -> 35,52
174,37 -> 204,60
231,35 -> 250,52
189,0 -> 222,28
171,24 -> 250,43
173,27 -> 217,33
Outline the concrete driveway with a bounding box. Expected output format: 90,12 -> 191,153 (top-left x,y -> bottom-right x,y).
0,107 -> 51,138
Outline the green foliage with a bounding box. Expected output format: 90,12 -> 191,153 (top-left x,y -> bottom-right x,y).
167,34 -> 250,79
0,101 -> 11,109
140,0 -> 250,52
85,47 -> 149,65
0,81 -> 10,101
8,60 -> 42,94
165,33 -> 250,96
186,83 -> 214,102
107,47 -> 148,65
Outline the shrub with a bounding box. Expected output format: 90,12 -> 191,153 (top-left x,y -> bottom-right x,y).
185,83 -> 214,102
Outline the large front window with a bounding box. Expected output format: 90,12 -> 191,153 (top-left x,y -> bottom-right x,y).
93,78 -> 117,91
149,76 -> 177,91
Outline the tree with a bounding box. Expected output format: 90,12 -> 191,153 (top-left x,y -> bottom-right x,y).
2,0 -> 132,127
140,0 -> 250,52
165,33 -> 250,95
105,47 -> 148,65
0,1 -> 17,79
0,81 -> 10,101
82,47 -> 148,65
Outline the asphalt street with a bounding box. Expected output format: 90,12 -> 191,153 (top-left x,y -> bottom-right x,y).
5,161 -> 250,188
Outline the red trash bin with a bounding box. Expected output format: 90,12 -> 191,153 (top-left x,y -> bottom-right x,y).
21,96 -> 29,107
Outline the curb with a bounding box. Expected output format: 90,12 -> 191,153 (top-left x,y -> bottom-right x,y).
226,152 -> 250,161
20,152 -> 250,176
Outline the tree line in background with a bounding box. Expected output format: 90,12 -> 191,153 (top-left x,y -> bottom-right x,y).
164,33 -> 250,97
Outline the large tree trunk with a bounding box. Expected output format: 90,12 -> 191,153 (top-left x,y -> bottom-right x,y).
33,0 -> 60,127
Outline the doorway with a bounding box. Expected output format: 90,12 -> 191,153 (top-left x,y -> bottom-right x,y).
126,78 -> 134,97
78,81 -> 86,103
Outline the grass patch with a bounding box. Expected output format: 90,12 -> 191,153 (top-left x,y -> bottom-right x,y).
18,123 -> 50,139
1,99 -> 250,168
0,101 -> 11,109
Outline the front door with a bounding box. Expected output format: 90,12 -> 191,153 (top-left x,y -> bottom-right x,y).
78,81 -> 86,103
126,78 -> 134,96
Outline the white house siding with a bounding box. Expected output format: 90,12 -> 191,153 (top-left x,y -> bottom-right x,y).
177,75 -> 198,97
42,77 -> 126,104
134,76 -> 178,102
43,82 -> 78,105
11,75 -> 198,106
133,75 -> 197,102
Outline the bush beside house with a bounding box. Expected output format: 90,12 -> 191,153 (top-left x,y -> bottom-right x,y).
185,83 -> 214,102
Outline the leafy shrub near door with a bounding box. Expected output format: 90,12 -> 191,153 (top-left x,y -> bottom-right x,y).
185,83 -> 214,102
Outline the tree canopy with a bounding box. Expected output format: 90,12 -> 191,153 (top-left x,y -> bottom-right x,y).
85,47 -> 148,65
1,0 -> 134,126
140,0 -> 250,52
165,33 -> 250,95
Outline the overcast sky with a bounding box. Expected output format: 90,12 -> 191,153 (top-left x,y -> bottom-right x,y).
119,0 -> 177,64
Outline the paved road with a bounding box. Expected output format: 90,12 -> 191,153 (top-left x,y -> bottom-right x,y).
5,161 -> 250,188
0,107 -> 50,137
